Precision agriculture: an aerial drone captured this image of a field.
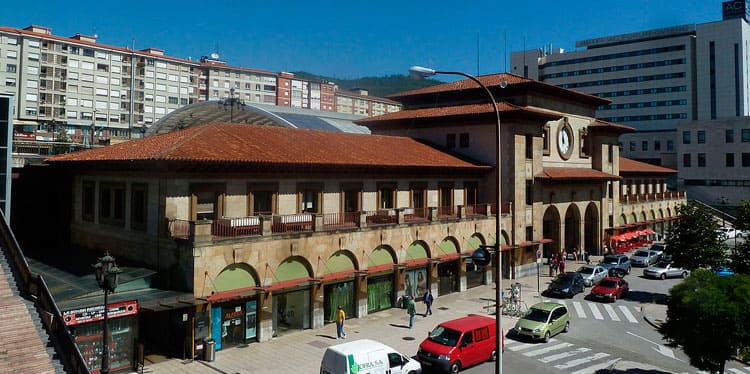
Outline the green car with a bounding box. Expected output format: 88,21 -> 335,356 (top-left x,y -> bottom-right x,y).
512,302 -> 569,342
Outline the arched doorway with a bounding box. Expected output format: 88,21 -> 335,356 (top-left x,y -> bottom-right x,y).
210,264 -> 261,349
272,256 -> 313,337
322,250 -> 358,325
564,204 -> 581,254
367,246 -> 397,313
583,203 -> 599,255
437,237 -> 460,296
404,241 -> 430,300
543,206 -> 561,258
464,233 -> 487,288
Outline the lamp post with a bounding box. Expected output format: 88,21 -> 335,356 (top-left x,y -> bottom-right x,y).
220,87 -> 244,122
409,65 -> 505,374
93,252 -> 122,374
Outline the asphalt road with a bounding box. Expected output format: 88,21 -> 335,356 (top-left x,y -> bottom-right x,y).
458,265 -> 747,374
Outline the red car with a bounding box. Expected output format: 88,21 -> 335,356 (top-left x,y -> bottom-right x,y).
589,277 -> 629,302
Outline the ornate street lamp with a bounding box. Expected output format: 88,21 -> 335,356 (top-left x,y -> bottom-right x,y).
93,251 -> 122,374
409,65 -> 505,374
219,87 -> 245,122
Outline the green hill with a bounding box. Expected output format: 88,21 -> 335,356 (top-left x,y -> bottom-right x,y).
291,72 -> 442,99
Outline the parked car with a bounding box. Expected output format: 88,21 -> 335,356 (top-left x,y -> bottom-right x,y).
576,265 -> 608,287
545,272 -> 585,298
644,261 -> 689,279
589,277 -> 629,302
599,254 -> 631,277
321,339 -> 422,374
512,302 -> 570,343
712,266 -> 735,277
717,227 -> 745,240
630,249 -> 661,267
417,314 -> 496,373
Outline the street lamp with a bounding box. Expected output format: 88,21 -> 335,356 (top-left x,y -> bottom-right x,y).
409,65 -> 505,374
93,251 -> 122,374
219,87 -> 245,122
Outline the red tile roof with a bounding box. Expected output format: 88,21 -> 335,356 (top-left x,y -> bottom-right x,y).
619,157 -> 677,174
590,119 -> 635,133
535,168 -> 621,181
46,123 -> 491,173
356,101 -> 559,125
389,72 -> 609,105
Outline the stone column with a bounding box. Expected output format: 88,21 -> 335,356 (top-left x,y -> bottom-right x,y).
395,267 -> 406,308
458,257 -> 467,292
429,261 -> 439,296
311,282 -> 324,329
355,275 -> 368,318
256,291 -> 274,342
260,215 -> 272,236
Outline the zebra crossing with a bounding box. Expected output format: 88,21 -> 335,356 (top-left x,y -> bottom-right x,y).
539,299 -> 641,323
504,337 -> 621,374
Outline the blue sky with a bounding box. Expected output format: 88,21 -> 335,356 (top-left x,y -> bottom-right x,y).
1,1 -> 721,80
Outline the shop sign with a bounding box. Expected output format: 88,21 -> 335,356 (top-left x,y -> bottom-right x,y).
62,300 -> 138,326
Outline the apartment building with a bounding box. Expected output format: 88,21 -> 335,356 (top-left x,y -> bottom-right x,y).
510,0 -> 750,165
336,88 -> 401,116
0,24 -> 399,142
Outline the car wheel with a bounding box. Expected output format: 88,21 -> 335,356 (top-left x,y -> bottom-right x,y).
612,294 -> 617,302
627,266 -> 631,274
543,331 -> 551,343
682,271 -> 688,278
660,273 -> 666,280
563,321 -> 570,333
489,349 -> 497,362
450,361 -> 461,374
408,371 -> 417,374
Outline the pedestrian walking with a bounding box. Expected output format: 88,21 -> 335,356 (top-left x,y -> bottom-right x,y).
553,254 -> 559,276
335,306 -> 347,339
423,290 -> 434,316
559,253 -> 566,274
406,296 -> 417,328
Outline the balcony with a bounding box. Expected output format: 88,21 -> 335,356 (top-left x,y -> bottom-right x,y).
165,204 -> 501,241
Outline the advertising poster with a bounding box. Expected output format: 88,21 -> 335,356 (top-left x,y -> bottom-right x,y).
404,267 -> 428,300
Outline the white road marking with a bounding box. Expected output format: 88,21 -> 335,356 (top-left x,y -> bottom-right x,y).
573,301 -> 587,318
727,369 -> 746,373
588,302 -> 604,320
538,347 -> 591,363
506,339 -> 544,352
618,305 -> 638,323
570,358 -> 622,374
522,342 -> 573,357
554,352 -> 611,369
603,304 -> 620,321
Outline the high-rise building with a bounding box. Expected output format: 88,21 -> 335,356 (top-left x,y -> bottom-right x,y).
510,1 -> 750,165
0,24 -> 399,142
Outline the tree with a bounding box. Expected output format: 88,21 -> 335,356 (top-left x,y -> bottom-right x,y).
658,270 -> 750,373
730,200 -> 750,274
665,202 -> 727,270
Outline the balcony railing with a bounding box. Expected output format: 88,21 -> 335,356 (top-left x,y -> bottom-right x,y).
165,203 -> 504,240
619,191 -> 686,204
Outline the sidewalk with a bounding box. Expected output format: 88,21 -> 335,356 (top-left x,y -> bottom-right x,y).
141,254 -> 670,374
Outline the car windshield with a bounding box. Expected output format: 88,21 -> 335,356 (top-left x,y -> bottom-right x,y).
653,262 -> 670,269
599,279 -> 617,288
428,326 -> 461,347
634,251 -> 649,257
523,308 -> 551,323
578,267 -> 594,275
603,256 -> 619,264
651,244 -> 665,251
552,274 -> 574,285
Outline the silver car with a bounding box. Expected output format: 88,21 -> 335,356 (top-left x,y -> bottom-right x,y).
643,261 -> 689,280
630,249 -> 661,267
576,265 -> 608,287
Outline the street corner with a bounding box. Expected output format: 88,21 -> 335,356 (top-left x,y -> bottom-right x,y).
640,302 -> 667,329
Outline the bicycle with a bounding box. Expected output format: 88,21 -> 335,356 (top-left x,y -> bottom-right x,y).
501,297 -> 527,317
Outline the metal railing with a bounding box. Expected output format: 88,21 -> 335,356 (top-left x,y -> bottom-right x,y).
0,212 -> 89,373
365,209 -> 398,226
322,212 -> 359,231
619,191 -> 687,204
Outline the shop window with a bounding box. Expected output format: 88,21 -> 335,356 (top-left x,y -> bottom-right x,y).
298,182 -> 323,213
82,181 -> 95,222
248,183 -> 278,215
130,183 -> 147,230
191,183 -> 225,220
698,153 -> 706,167
683,154 -> 691,167
340,182 -> 362,212
99,182 -> 125,226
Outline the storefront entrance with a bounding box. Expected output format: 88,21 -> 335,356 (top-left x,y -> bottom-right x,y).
221,305 -> 245,348
465,258 -> 485,289
437,261 -> 459,296
324,281 -> 355,322
272,289 -> 310,337
367,273 -> 394,313
404,267 -> 428,301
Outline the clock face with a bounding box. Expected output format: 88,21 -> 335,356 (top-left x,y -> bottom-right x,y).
557,122 -> 574,160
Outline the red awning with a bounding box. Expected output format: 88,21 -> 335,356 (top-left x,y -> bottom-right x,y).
540,238 -> 553,244
643,228 -> 656,235
437,253 -> 461,261
404,258 -> 430,267
208,285 -> 265,303
366,263 -> 395,274
319,270 -> 356,283
265,277 -> 314,292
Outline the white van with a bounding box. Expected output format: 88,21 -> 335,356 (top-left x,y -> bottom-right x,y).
320,339 -> 422,374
